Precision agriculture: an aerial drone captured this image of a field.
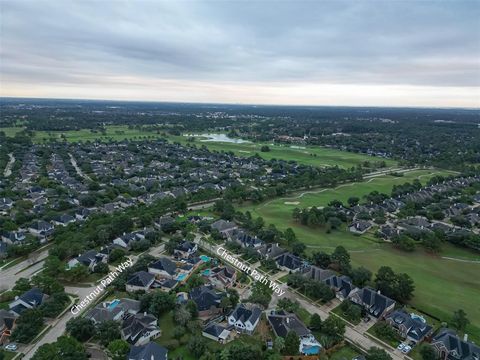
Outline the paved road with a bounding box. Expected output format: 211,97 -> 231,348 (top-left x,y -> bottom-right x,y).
3,153 -> 15,177
194,236 -> 409,360
0,249 -> 49,291
22,284 -> 98,360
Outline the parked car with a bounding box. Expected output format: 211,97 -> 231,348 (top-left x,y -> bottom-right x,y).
397,343 -> 405,351
5,343 -> 17,351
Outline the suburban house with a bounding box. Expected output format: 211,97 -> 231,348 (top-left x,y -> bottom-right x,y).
173,240 -> 198,259
126,271 -> 156,292
227,304 -> 262,334
385,310 -> 433,343
267,310 -> 310,338
113,232 -> 141,249
348,287 -> 395,319
75,207 -> 93,221
0,309 -> 16,345
348,220 -> 372,234
301,265 -> 335,282
51,214 -> 76,226
121,312 -> 161,346
67,249 -> 107,271
85,298 -> 141,324
208,266 -> 237,290
324,275 -> 357,300
202,323 -> 231,343
275,252 -> 304,272
28,220 -> 54,238
154,215 -> 175,230
189,285 -> 225,319
148,257 -> 177,279
229,230 -> 263,248
257,243 -> 286,260
431,329 -> 480,360
128,342 -> 168,360
9,288 -> 48,316
1,230 -> 26,245
210,219 -> 238,238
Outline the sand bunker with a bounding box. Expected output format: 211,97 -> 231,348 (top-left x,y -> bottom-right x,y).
284,201 -> 300,205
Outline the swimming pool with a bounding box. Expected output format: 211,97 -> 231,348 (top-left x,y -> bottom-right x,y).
108,299 -> 120,310
202,269 -> 211,276
200,255 -> 211,262
176,273 -> 187,281
302,345 -> 321,355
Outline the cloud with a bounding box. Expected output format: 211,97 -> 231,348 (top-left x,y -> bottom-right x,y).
1,0 -> 479,106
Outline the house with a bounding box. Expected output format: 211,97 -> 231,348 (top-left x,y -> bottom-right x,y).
349,220 -> 372,234
211,219 -> 238,238
301,265 -> 335,282
324,275 -> 356,300
349,287 -> 395,319
173,240 -> 198,259
113,231 -> 145,249
128,342 -> 168,360
230,230 -> 263,248
126,271 -> 156,292
0,309 -> 16,345
85,298 -> 141,324
75,207 -> 93,221
385,310 -> 433,343
257,243 -> 286,260
51,214 -> 76,226
154,215 -> 175,230
189,285 -> 224,319
208,266 -> 236,290
267,310 -> 311,338
28,220 -> 54,238
148,257 -> 177,278
431,329 -> 480,360
9,288 -> 48,316
121,312 -> 161,346
1,230 -> 26,245
275,252 -> 304,272
0,198 -> 13,212
227,304 -> 262,334
202,323 -> 231,343
68,249 -> 107,271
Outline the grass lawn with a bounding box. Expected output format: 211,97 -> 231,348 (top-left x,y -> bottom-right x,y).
31,125 -> 165,143
166,133 -> 398,169
0,126 -> 26,136
237,168 -> 480,342
0,350 -> 17,360
367,322 -> 402,348
328,344 -> 362,360
331,304 -> 362,325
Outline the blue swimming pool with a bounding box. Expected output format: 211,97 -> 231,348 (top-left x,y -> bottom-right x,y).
200,255 -> 211,262
176,273 -> 187,281
202,269 -> 211,276
108,299 -> 120,310
302,345 -> 321,355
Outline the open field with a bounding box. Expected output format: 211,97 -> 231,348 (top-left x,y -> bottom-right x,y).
238,168 -> 480,339
0,126 -> 26,136
166,133 -> 398,168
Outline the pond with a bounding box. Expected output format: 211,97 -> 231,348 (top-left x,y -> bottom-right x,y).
184,133 -> 250,144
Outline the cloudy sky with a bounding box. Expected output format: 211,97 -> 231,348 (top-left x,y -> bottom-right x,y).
1,0 -> 479,107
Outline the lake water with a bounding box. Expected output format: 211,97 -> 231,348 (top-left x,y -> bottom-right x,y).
185,133 -> 250,144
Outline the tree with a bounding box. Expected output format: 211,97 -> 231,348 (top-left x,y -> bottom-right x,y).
348,197 -> 360,207
451,309 -> 470,331
291,241 -> 306,256
187,336 -> 207,358
310,313 -> 322,331
96,320 -> 121,346
93,262 -> 109,274
260,145 -> 270,152
351,266 -> 372,287
420,345 -> 437,360
283,330 -> 300,355
66,317 -> 95,342
31,336 -> 87,360
273,336 -> 285,353
146,292 -> 176,317
366,347 -> 392,360
107,339 -> 130,360
13,277 -> 32,292
322,315 -> 346,338
11,309 -> 44,343
394,273 -> 415,302
174,305 -> 192,326
331,246 -> 351,273
185,299 -> 198,318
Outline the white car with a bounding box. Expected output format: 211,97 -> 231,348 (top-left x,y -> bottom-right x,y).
397,344 -> 405,351
402,345 -> 412,353
4,343 -> 17,351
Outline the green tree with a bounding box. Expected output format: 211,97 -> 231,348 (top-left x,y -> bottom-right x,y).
66,317 -> 95,342
96,320 -> 121,346
310,313 -> 322,331
31,336 -> 87,360
351,266 -> 372,287
451,309 -> 470,331
11,309 -> 44,343
420,345 -> 437,360
13,277 -> 32,292
322,315 -> 345,338
187,335 -> 207,358
283,330 -> 300,355
107,339 -> 130,360
366,347 -> 392,360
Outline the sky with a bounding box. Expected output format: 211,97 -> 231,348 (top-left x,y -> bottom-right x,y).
1,0 -> 479,107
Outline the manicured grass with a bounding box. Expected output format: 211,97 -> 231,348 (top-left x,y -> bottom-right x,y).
328,344 -> 362,360
31,125 -> 164,143
237,168 -> 480,342
0,350 -> 17,360
0,126 -> 25,136
367,322 -> 402,348
166,133 -> 398,169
